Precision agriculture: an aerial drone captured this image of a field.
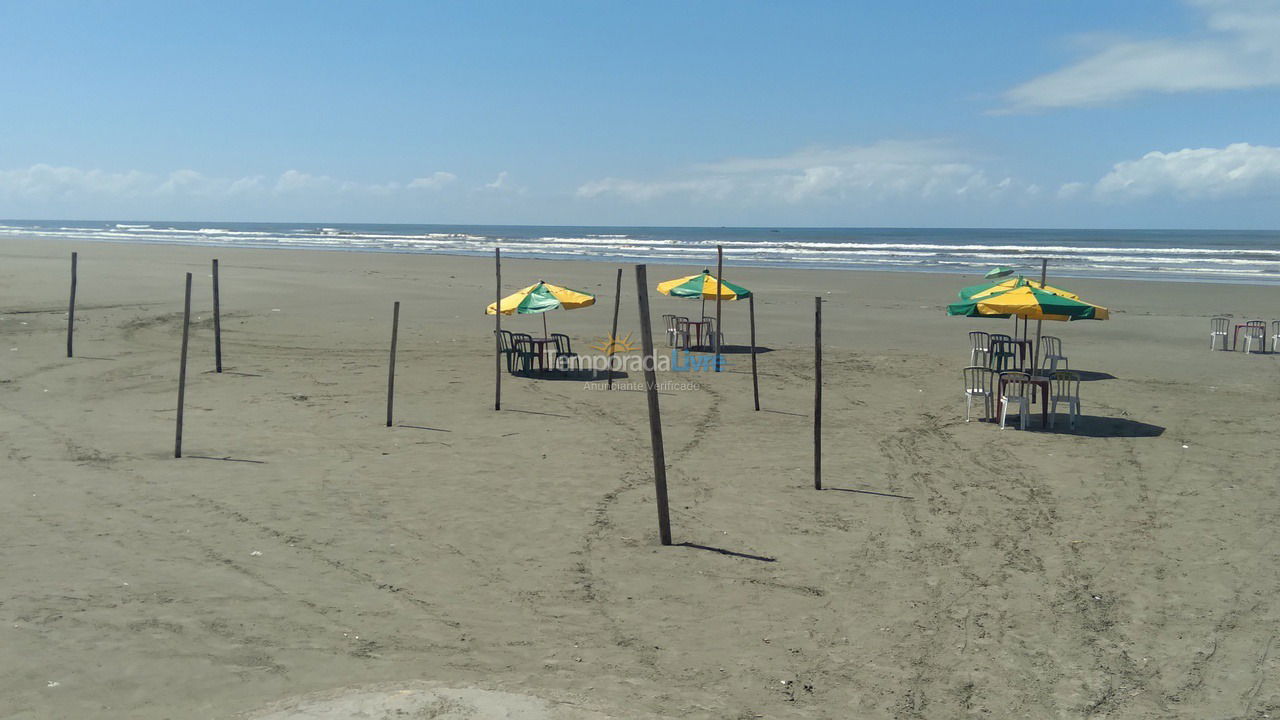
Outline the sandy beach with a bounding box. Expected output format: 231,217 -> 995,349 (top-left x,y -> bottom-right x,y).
1,236 -> 1278,719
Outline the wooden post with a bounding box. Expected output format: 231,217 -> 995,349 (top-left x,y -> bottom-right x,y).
814,296 -> 822,490
387,301 -> 400,427
749,294 -> 759,411
175,272 -> 192,458
1033,258 -> 1047,377
212,259 -> 222,373
66,252 -> 77,357
635,264 -> 672,546
714,245 -> 723,372
606,267 -> 622,389
494,248 -> 501,411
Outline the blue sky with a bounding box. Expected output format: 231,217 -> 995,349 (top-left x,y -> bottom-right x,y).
2,0 -> 1278,228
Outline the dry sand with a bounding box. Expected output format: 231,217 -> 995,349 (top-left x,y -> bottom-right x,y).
1,236 -> 1278,719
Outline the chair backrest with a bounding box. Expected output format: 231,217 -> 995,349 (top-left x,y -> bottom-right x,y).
550,333 -> 572,354
511,333 -> 534,352
1051,370 -> 1080,398
1272,320 -> 1280,336
494,329 -> 512,352
1242,320 -> 1265,339
999,371 -> 1031,398
675,317 -> 691,332
969,331 -> 990,351
963,365 -> 993,393
662,314 -> 677,331
1210,317 -> 1230,333
702,316 -> 716,327
1040,336 -> 1063,358
990,333 -> 1012,343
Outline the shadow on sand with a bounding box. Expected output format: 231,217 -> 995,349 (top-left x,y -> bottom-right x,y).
512,369 -> 629,382
1049,414 -> 1165,438
678,542 -> 776,563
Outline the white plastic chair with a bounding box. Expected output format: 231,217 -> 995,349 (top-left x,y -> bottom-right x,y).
1040,336 -> 1068,374
1272,320 -> 1280,354
662,314 -> 678,347
968,331 -> 990,366
1048,370 -> 1081,430
998,371 -> 1031,430
962,366 -> 994,422
1240,320 -> 1266,354
1209,317 -> 1229,351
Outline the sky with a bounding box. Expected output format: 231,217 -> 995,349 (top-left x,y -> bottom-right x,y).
1,0 -> 1279,229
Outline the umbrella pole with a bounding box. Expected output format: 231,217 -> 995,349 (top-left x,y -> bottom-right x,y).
543,312 -> 548,339
494,248 -> 501,411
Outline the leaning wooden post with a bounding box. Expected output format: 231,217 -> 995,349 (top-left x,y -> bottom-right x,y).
494,248 -> 502,411
66,252 -> 77,357
387,301 -> 400,427
212,258 -> 223,373
606,267 -> 622,389
749,294 -> 759,411
635,264 -> 672,546
175,272 -> 193,458
714,245 -> 723,372
813,296 -> 822,490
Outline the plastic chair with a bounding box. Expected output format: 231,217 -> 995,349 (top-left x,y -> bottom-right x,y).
494,329 -> 516,372
1040,336 -> 1068,375
968,331 -> 990,366
1209,317 -> 1229,351
1240,320 -> 1266,354
550,333 -> 580,370
1048,370 -> 1081,430
962,366 -> 995,422
674,318 -> 692,349
989,338 -> 1019,372
511,334 -> 540,373
998,371 -> 1031,430
1272,320 -> 1280,354
662,314 -> 679,347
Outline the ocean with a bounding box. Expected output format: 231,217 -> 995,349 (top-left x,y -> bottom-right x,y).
2,220 -> 1278,285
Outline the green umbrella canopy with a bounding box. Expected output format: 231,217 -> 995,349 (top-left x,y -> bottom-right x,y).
948,283 -> 1109,321
957,275 -> 1081,301
656,269 -> 752,300
985,266 -> 1016,279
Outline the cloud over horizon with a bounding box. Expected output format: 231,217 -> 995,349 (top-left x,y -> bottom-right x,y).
999,0 -> 1280,112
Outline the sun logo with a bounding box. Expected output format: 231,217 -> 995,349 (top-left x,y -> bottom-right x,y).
591,332 -> 638,355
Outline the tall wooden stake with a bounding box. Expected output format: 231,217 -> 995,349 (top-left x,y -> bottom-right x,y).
814,296 -> 822,490
607,267 -> 622,389
212,259 -> 222,373
714,245 -> 723,372
387,301 -> 400,427
1033,258 -> 1047,377
66,252 -> 77,358
494,248 -> 502,411
175,273 -> 192,458
749,294 -> 759,411
635,264 -> 672,546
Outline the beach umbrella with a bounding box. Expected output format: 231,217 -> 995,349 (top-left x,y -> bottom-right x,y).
958,275 -> 1080,302
985,266 -> 1016,279
485,280 -> 595,337
657,268 -> 752,320
947,284 -> 1109,322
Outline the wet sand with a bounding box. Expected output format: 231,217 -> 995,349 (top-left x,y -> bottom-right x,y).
1,236 -> 1277,718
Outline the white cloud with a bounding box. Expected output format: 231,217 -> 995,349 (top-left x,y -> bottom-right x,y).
576,140 -> 1034,206
0,165 -> 457,202
999,0 -> 1280,112
408,171 -> 457,190
1091,142 -> 1280,199
484,171 -> 509,190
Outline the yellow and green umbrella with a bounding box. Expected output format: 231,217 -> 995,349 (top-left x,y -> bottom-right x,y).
656,269 -> 751,300
486,280 -> 595,336
948,283 -> 1109,321
958,275 -> 1080,302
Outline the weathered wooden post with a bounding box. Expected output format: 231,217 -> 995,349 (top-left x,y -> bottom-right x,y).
387,301 -> 400,427
607,267 -> 622,389
212,259 -> 223,373
175,273 -> 193,458
814,296 -> 822,490
714,245 -> 723,372
66,252 -> 77,357
494,248 -> 502,411
635,264 -> 672,545
749,294 -> 759,411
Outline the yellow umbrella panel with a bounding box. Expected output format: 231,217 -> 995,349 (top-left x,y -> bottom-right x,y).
486,281 -> 596,315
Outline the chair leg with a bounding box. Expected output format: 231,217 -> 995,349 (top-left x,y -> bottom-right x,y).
1049,399 -> 1057,429
1019,399 -> 1028,430
965,394 -> 973,422
999,399 -> 1007,429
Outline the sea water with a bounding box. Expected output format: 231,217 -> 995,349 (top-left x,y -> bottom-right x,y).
2,220 -> 1277,285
